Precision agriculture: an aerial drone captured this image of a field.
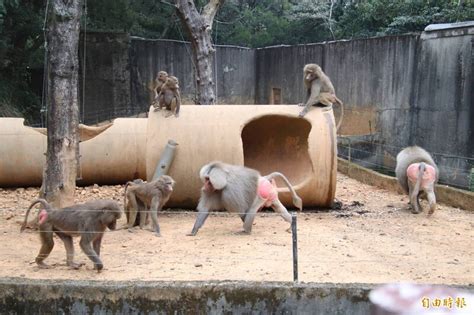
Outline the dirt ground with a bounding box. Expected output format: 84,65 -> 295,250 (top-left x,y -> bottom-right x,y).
0,173 -> 472,284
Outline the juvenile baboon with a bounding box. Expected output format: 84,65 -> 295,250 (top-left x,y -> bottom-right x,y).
157,76 -> 181,117
395,146 -> 439,215
124,179 -> 148,228
123,175 -> 175,236
150,71 -> 168,107
298,63 -> 344,130
21,198 -> 122,271
187,161 -> 303,236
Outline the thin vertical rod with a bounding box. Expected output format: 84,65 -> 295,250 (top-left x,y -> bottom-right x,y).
292,212 -> 298,282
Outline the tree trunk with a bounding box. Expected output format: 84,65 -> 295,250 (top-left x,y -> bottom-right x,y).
174,0 -> 224,105
43,0 -> 82,207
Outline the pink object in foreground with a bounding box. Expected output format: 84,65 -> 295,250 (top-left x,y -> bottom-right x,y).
370,283 -> 473,315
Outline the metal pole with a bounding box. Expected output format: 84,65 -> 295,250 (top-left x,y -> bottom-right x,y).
291,212 -> 298,282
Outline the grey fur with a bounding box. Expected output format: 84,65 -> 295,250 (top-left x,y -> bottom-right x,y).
21,198 -> 122,271
123,175 -> 175,236
188,161 -> 303,236
395,146 -> 439,214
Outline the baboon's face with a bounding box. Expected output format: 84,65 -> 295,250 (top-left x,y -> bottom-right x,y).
304,64 -> 321,82
157,71 -> 168,82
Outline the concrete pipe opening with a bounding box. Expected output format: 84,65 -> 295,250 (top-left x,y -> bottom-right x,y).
242,115 -> 313,187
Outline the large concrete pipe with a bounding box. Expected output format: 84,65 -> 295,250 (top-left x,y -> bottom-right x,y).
0,118 -> 46,187
146,105 -> 337,208
0,118 -> 146,187
1,107 -> 337,208
78,118 -> 147,185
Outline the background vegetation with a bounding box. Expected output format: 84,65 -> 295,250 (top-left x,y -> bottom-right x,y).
1,0 -> 472,123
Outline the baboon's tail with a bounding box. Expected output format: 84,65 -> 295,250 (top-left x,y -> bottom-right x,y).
20,198 -> 52,232
264,172 -> 303,211
123,182 -> 132,210
334,97 -> 344,132
413,162 -> 426,199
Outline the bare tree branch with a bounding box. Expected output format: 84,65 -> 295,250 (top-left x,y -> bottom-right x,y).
174,0 -> 225,105
202,0 -> 224,27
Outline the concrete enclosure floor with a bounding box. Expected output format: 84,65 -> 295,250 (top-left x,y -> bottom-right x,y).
0,173 -> 472,284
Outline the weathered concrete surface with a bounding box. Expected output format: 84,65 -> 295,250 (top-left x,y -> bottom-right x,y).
214,45 -> 256,104
0,278 -> 373,314
255,44 -> 324,106
338,158 -> 474,211
1,278 -> 472,314
324,35 -> 418,143
411,27 -> 473,189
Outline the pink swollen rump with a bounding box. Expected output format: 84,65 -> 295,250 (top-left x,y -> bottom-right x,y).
406,163 -> 436,189
38,209 -> 48,224
258,177 -> 278,207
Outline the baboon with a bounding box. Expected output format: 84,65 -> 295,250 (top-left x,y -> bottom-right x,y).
150,71 -> 168,108
123,175 -> 175,236
21,198 -> 122,271
298,63 -> 344,130
395,146 -> 439,215
157,76 -> 181,117
124,179 -> 148,228
187,161 -> 303,236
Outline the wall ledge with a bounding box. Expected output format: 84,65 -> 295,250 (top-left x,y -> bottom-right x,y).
338,158 -> 474,211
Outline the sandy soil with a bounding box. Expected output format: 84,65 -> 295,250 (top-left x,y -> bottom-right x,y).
0,173 -> 472,284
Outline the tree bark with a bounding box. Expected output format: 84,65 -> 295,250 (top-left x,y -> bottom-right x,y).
174,0 -> 224,105
43,0 -> 82,207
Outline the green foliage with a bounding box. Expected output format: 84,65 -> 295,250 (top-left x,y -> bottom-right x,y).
87,0 -> 135,32
216,0 -> 474,46
0,0 -> 44,124
87,0 -> 181,40
213,0 -> 284,47
336,0 -> 474,39
384,1 -> 474,35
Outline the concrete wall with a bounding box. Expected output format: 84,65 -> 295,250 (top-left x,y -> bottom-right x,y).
0,278 -> 373,314
254,27 -> 473,188
411,28 -> 473,188
214,45 -> 256,104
